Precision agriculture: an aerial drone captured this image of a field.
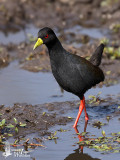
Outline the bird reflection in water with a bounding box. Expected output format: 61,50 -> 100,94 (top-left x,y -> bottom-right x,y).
74,121 -> 88,153
64,121 -> 101,160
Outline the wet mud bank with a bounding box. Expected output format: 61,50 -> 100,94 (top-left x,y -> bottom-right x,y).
0,0 -> 120,31
0,95 -> 119,137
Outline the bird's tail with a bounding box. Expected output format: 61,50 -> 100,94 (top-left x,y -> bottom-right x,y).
89,43 -> 104,66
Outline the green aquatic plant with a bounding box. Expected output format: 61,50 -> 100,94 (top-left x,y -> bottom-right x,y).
101,0 -> 119,7
48,131 -> 58,140
88,92 -> 102,105
77,130 -> 120,153
104,46 -> 120,59
27,33 -> 37,42
100,38 -> 109,45
0,118 -> 26,143
92,121 -> 106,129
112,24 -> 120,33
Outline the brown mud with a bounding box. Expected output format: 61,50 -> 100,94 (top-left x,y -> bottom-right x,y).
0,0 -> 120,31
0,95 -> 119,137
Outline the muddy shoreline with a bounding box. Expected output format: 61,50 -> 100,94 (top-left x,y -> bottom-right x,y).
0,95 -> 119,138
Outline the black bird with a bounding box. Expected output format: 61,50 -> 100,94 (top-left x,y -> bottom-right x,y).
33,27 -> 105,128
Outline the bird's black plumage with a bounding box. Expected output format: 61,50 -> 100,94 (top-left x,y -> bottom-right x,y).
37,27 -> 105,99
90,43 -> 104,66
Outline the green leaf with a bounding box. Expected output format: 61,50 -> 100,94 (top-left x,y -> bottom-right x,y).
97,91 -> 102,96
106,116 -> 110,121
54,131 -> 57,136
13,118 -> 18,124
8,134 -> 13,137
102,130 -> 106,137
42,112 -> 46,116
59,128 -> 67,132
1,119 -> 5,125
48,136 -> 52,140
88,95 -> 95,99
111,133 -> 117,136
14,139 -> 19,145
81,132 -> 88,136
15,127 -> 18,133
113,150 -> 119,153
106,71 -> 111,75
6,124 -> 15,128
19,123 -> 26,127
118,106 -> 120,109
68,116 -> 72,119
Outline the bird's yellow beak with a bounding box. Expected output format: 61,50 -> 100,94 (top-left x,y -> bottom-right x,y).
33,38 -> 43,50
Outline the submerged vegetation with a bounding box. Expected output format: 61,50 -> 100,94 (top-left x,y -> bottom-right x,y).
77,130 -> 120,153
0,117 -> 26,144
101,0 -> 119,7
104,47 -> 120,59
100,38 -> 120,59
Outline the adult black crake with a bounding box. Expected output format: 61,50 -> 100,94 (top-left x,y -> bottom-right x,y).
33,27 -> 105,128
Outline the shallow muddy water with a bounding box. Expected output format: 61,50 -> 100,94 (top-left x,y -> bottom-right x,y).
1,106 -> 120,160
0,24 -> 108,45
0,25 -> 38,45
0,61 -> 120,106
65,25 -> 108,39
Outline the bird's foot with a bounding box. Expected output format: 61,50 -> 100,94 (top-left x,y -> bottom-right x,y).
85,114 -> 89,121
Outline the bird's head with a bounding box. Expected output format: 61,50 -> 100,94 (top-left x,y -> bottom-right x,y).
33,27 -> 57,50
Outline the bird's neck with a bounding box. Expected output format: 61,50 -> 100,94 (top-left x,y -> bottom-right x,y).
46,38 -> 64,56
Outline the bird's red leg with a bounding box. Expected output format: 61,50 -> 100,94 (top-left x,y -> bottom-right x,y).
73,98 -> 84,128
83,96 -> 89,121
74,127 -> 83,153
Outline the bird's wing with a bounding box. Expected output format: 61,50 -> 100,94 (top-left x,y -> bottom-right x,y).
69,55 -> 104,90
89,43 -> 104,66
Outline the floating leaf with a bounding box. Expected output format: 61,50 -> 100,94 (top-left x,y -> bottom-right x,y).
118,106 -> 120,109
19,123 -> 26,127
106,71 -> 111,75
112,150 -> 120,153
106,116 -> 110,121
102,130 -> 106,137
42,112 -> 46,116
81,132 -> 88,136
8,134 -> 13,137
59,128 -> 68,132
68,116 -> 72,119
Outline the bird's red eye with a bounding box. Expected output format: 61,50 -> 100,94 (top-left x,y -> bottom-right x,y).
45,34 -> 48,39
